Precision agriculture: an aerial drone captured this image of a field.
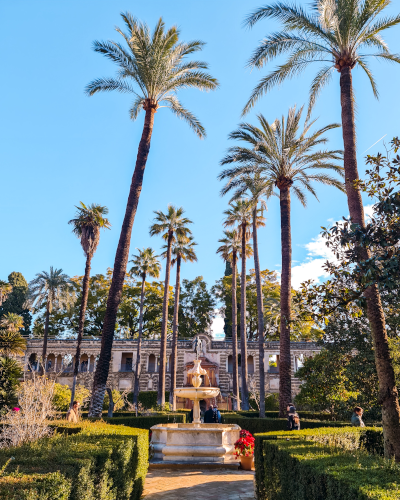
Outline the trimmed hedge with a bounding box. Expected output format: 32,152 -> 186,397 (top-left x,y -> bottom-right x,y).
0,421 -> 149,500
102,414 -> 186,429
222,410 -> 335,420
221,416 -> 350,434
256,436 -> 400,500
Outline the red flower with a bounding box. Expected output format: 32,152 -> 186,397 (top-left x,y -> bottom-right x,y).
234,429 -> 255,458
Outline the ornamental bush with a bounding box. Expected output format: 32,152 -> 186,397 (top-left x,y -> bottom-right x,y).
0,421 -> 148,500
256,437 -> 399,500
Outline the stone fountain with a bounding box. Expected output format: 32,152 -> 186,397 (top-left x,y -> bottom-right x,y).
150,337 -> 241,463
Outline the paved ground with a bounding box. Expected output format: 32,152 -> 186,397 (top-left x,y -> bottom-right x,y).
142,468 -> 256,500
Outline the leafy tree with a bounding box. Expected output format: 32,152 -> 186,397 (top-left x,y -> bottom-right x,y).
0,272 -> 31,335
69,202 -> 111,406
149,205 -> 193,406
0,313 -> 26,356
244,0 -> 400,458
178,276 -> 215,338
0,357 -> 22,409
52,383 -> 90,412
86,13 -> 218,417
28,267 -> 73,373
216,230 -> 242,410
167,238 -> 197,411
129,247 -> 161,405
220,107 -> 343,415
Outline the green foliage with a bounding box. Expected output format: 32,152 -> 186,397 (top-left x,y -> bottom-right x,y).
103,390 -> 124,411
0,421 -> 148,500
0,273 -> 31,335
103,414 -> 186,429
52,384 -> 90,412
221,416 -> 349,435
255,434 -> 398,500
178,277 -> 216,338
135,391 -> 170,410
0,357 -> 22,409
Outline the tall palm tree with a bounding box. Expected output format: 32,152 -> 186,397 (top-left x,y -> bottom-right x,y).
220,106 -> 344,415
217,230 -> 242,411
0,313 -> 26,357
29,267 -> 73,374
86,15 -> 218,416
167,236 -> 197,411
244,0 -> 400,457
149,205 -> 193,405
0,281 -> 12,306
68,202 -> 111,406
223,201 -> 256,410
129,247 -> 161,405
220,174 -> 268,417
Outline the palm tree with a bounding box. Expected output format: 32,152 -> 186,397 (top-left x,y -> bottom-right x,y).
129,247 -> 161,405
0,313 -> 26,356
149,205 -> 193,405
29,267 -> 73,374
217,230 -> 242,411
220,175 -> 268,417
220,106 -> 344,415
0,281 -> 12,306
167,236 -> 197,411
86,14 -> 218,416
244,0 -> 400,457
68,202 -> 111,406
223,201 -> 256,410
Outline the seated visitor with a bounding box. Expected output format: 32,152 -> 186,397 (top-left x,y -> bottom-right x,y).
66,400 -> 80,423
351,406 -> 365,427
287,403 -> 300,430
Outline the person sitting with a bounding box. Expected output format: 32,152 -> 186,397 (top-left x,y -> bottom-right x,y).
204,404 -> 214,423
351,406 -> 365,427
66,401 -> 80,423
287,403 -> 300,430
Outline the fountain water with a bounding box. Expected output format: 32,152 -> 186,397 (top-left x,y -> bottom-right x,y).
150,339 -> 241,463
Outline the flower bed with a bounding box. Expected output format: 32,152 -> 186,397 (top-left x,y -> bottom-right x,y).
0,421 -> 148,499
234,429 -> 255,458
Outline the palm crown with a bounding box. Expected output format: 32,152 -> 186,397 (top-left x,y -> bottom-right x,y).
243,0 -> 400,114
223,200 -> 265,241
149,205 -> 193,242
85,14 -> 219,138
69,202 -> 111,258
167,236 -> 198,266
217,230 -> 249,262
220,106 -> 344,205
0,313 -> 24,332
129,248 -> 161,280
0,313 -> 27,356
0,281 -> 12,306
29,267 -> 73,314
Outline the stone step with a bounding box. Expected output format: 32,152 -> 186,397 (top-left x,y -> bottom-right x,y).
149,460 -> 240,470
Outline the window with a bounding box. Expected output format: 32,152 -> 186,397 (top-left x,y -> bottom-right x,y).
227,355 -> 233,373
248,355 -> 254,374
148,354 -> 156,373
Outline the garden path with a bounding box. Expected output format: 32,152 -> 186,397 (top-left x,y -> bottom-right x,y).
142,468 -> 255,500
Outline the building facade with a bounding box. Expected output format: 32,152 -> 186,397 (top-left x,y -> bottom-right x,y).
24,333 -> 321,409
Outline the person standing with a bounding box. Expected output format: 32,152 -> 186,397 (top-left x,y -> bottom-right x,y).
204,404 -> 214,423
213,405 -> 222,424
351,407 -> 365,427
287,403 -> 300,431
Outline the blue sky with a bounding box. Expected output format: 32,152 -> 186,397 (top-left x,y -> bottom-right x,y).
2,0 -> 400,315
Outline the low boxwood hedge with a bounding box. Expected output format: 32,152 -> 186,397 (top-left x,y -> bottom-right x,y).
256,436 -> 399,500
221,415 -> 349,434
0,421 -> 148,500
222,410 -> 336,420
102,414 -> 186,429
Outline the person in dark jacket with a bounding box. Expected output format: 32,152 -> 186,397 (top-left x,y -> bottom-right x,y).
204,404 -> 214,423
351,406 -> 365,427
287,403 -> 300,430
212,405 -> 222,423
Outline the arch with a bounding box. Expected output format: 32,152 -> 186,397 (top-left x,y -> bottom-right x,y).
148,354 -> 156,373
248,355 -> 254,374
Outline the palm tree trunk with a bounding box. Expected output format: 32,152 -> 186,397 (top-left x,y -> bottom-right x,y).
278,185 -> 292,417
340,67 -> 400,459
89,106 -> 156,417
231,253 -> 240,411
40,303 -> 50,375
158,231 -> 173,406
70,253 -> 92,407
133,274 -> 146,405
170,255 -> 182,411
240,224 -> 249,410
253,207 -> 265,418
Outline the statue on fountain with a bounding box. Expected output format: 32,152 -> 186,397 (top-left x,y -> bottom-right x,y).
192,336 -> 203,360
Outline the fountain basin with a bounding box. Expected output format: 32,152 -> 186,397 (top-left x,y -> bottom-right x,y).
151,423 -> 241,463
174,387 -> 220,400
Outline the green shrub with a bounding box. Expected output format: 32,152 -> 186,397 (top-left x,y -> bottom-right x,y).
221,416 -> 349,434
232,410 -> 335,420
256,437 -> 400,500
52,383 -> 90,412
127,391 -> 170,410
0,421 -> 148,500
103,414 -> 186,429
360,428 -> 384,456
103,389 -> 125,411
